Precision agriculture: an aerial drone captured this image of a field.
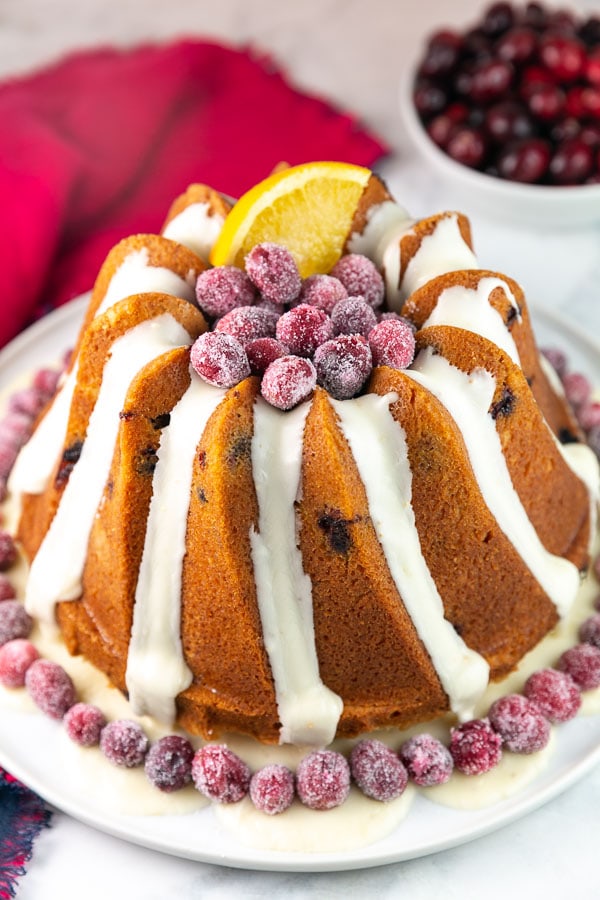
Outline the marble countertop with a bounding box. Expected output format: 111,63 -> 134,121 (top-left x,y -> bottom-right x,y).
3,0 -> 600,897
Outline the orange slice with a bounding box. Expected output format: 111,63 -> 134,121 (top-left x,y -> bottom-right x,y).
209,162 -> 371,277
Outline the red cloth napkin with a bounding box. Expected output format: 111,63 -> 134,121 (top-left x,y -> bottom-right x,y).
0,40 -> 387,349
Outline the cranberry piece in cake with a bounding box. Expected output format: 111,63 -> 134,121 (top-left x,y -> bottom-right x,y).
399,733 -> 454,786
195,266 -> 257,318
0,531 -> 17,571
190,332 -> 250,389
449,719 -> 502,775
558,644 -> 600,691
330,254 -> 385,310
488,693 -> 551,753
64,702 -> 107,747
0,601 -> 33,646
299,274 -> 347,314
313,334 -> 373,400
245,243 -> 302,305
275,305 -> 333,358
145,735 -> 195,792
100,720 -> 149,767
191,744 -> 250,803
296,749 -> 350,810
331,296 -> 378,338
524,668 -> 581,723
0,639 -> 39,688
261,356 -> 317,411
249,764 -> 295,815
369,320 -> 416,370
350,739 -> 408,801
25,659 -> 76,719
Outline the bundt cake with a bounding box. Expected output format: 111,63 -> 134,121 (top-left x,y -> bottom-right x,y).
7,164 -> 599,749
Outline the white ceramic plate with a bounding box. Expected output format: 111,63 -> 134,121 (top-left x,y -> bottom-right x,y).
0,298 -> 599,873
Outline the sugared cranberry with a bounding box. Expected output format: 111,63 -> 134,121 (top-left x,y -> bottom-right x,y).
0,443 -> 18,481
449,719 -> 502,775
488,693 -> 551,753
145,735 -> 195,792
0,532 -> 17,571
579,614 -> 600,649
195,266 -> 256,319
249,764 -> 295,815
331,296 -> 378,338
215,305 -> 278,346
541,346 -> 567,377
578,402 -> 600,432
33,367 -> 60,399
0,639 -> 39,688
399,733 -> 454,786
314,334 -> 373,400
245,243 -> 302,305
330,254 -> 385,310
1,412 -> 33,447
558,644 -> 600,691
497,26 -> 537,64
191,744 -> 250,803
497,138 -> 551,183
8,388 -> 45,419
539,34 -> 586,82
470,60 -> 514,105
549,139 -> 594,185
0,574 -> 16,602
63,702 -> 106,747
275,305 -> 333,358
260,356 -> 316,410
350,739 -> 408,801
0,601 -> 32,646
298,274 -> 347,314
296,750 -> 350,810
562,371 -> 591,408
190,332 -> 250,389
25,659 -> 76,719
485,101 -> 534,143
369,319 -> 416,370
100,720 -> 149,767
245,337 -> 289,375
524,668 -> 581,722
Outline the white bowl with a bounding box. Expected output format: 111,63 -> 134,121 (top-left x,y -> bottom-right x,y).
398,66 -> 600,230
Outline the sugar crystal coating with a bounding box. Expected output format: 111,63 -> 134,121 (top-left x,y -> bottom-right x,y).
215,305 -> 279,346
191,744 -> 250,803
0,531 -> 17,571
100,719 -> 149,767
0,601 -> 33,646
275,305 -> 334,358
330,254 -> 385,309
524,668 -> 581,722
296,749 -> 350,810
449,719 -> 502,775
488,693 -> 551,753
313,334 -> 373,400
249,764 -> 295,815
25,659 -> 76,719
562,371 -> 591,408
399,733 -> 454,786
190,332 -> 250,388
579,613 -> 600,649
369,320 -> 416,370
0,443 -> 18,481
63,702 -> 107,747
195,266 -> 257,318
299,274 -> 348,314
0,639 -> 39,688
145,735 -> 194,792
541,346 -> 567,378
1,413 -> 33,448
261,356 -> 316,410
246,337 -> 289,375
558,643 -> 600,690
8,388 -> 45,419
350,739 -> 408,801
33,367 -> 61,398
331,296 -> 378,338
245,242 -> 302,305
0,574 -> 16,602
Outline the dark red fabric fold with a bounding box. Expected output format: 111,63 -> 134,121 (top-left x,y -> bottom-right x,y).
0,40 -> 387,348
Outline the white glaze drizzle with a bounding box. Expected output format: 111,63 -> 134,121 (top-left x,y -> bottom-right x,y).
24,315 -> 191,624
126,374 -> 224,724
401,214 -> 478,300
249,397 -> 343,746
331,393 -> 490,719
421,276 -> 521,365
408,349 -> 581,617
162,202 -> 226,263
95,247 -> 195,318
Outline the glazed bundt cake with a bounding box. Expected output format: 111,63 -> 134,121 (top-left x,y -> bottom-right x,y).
8,164 -> 599,748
